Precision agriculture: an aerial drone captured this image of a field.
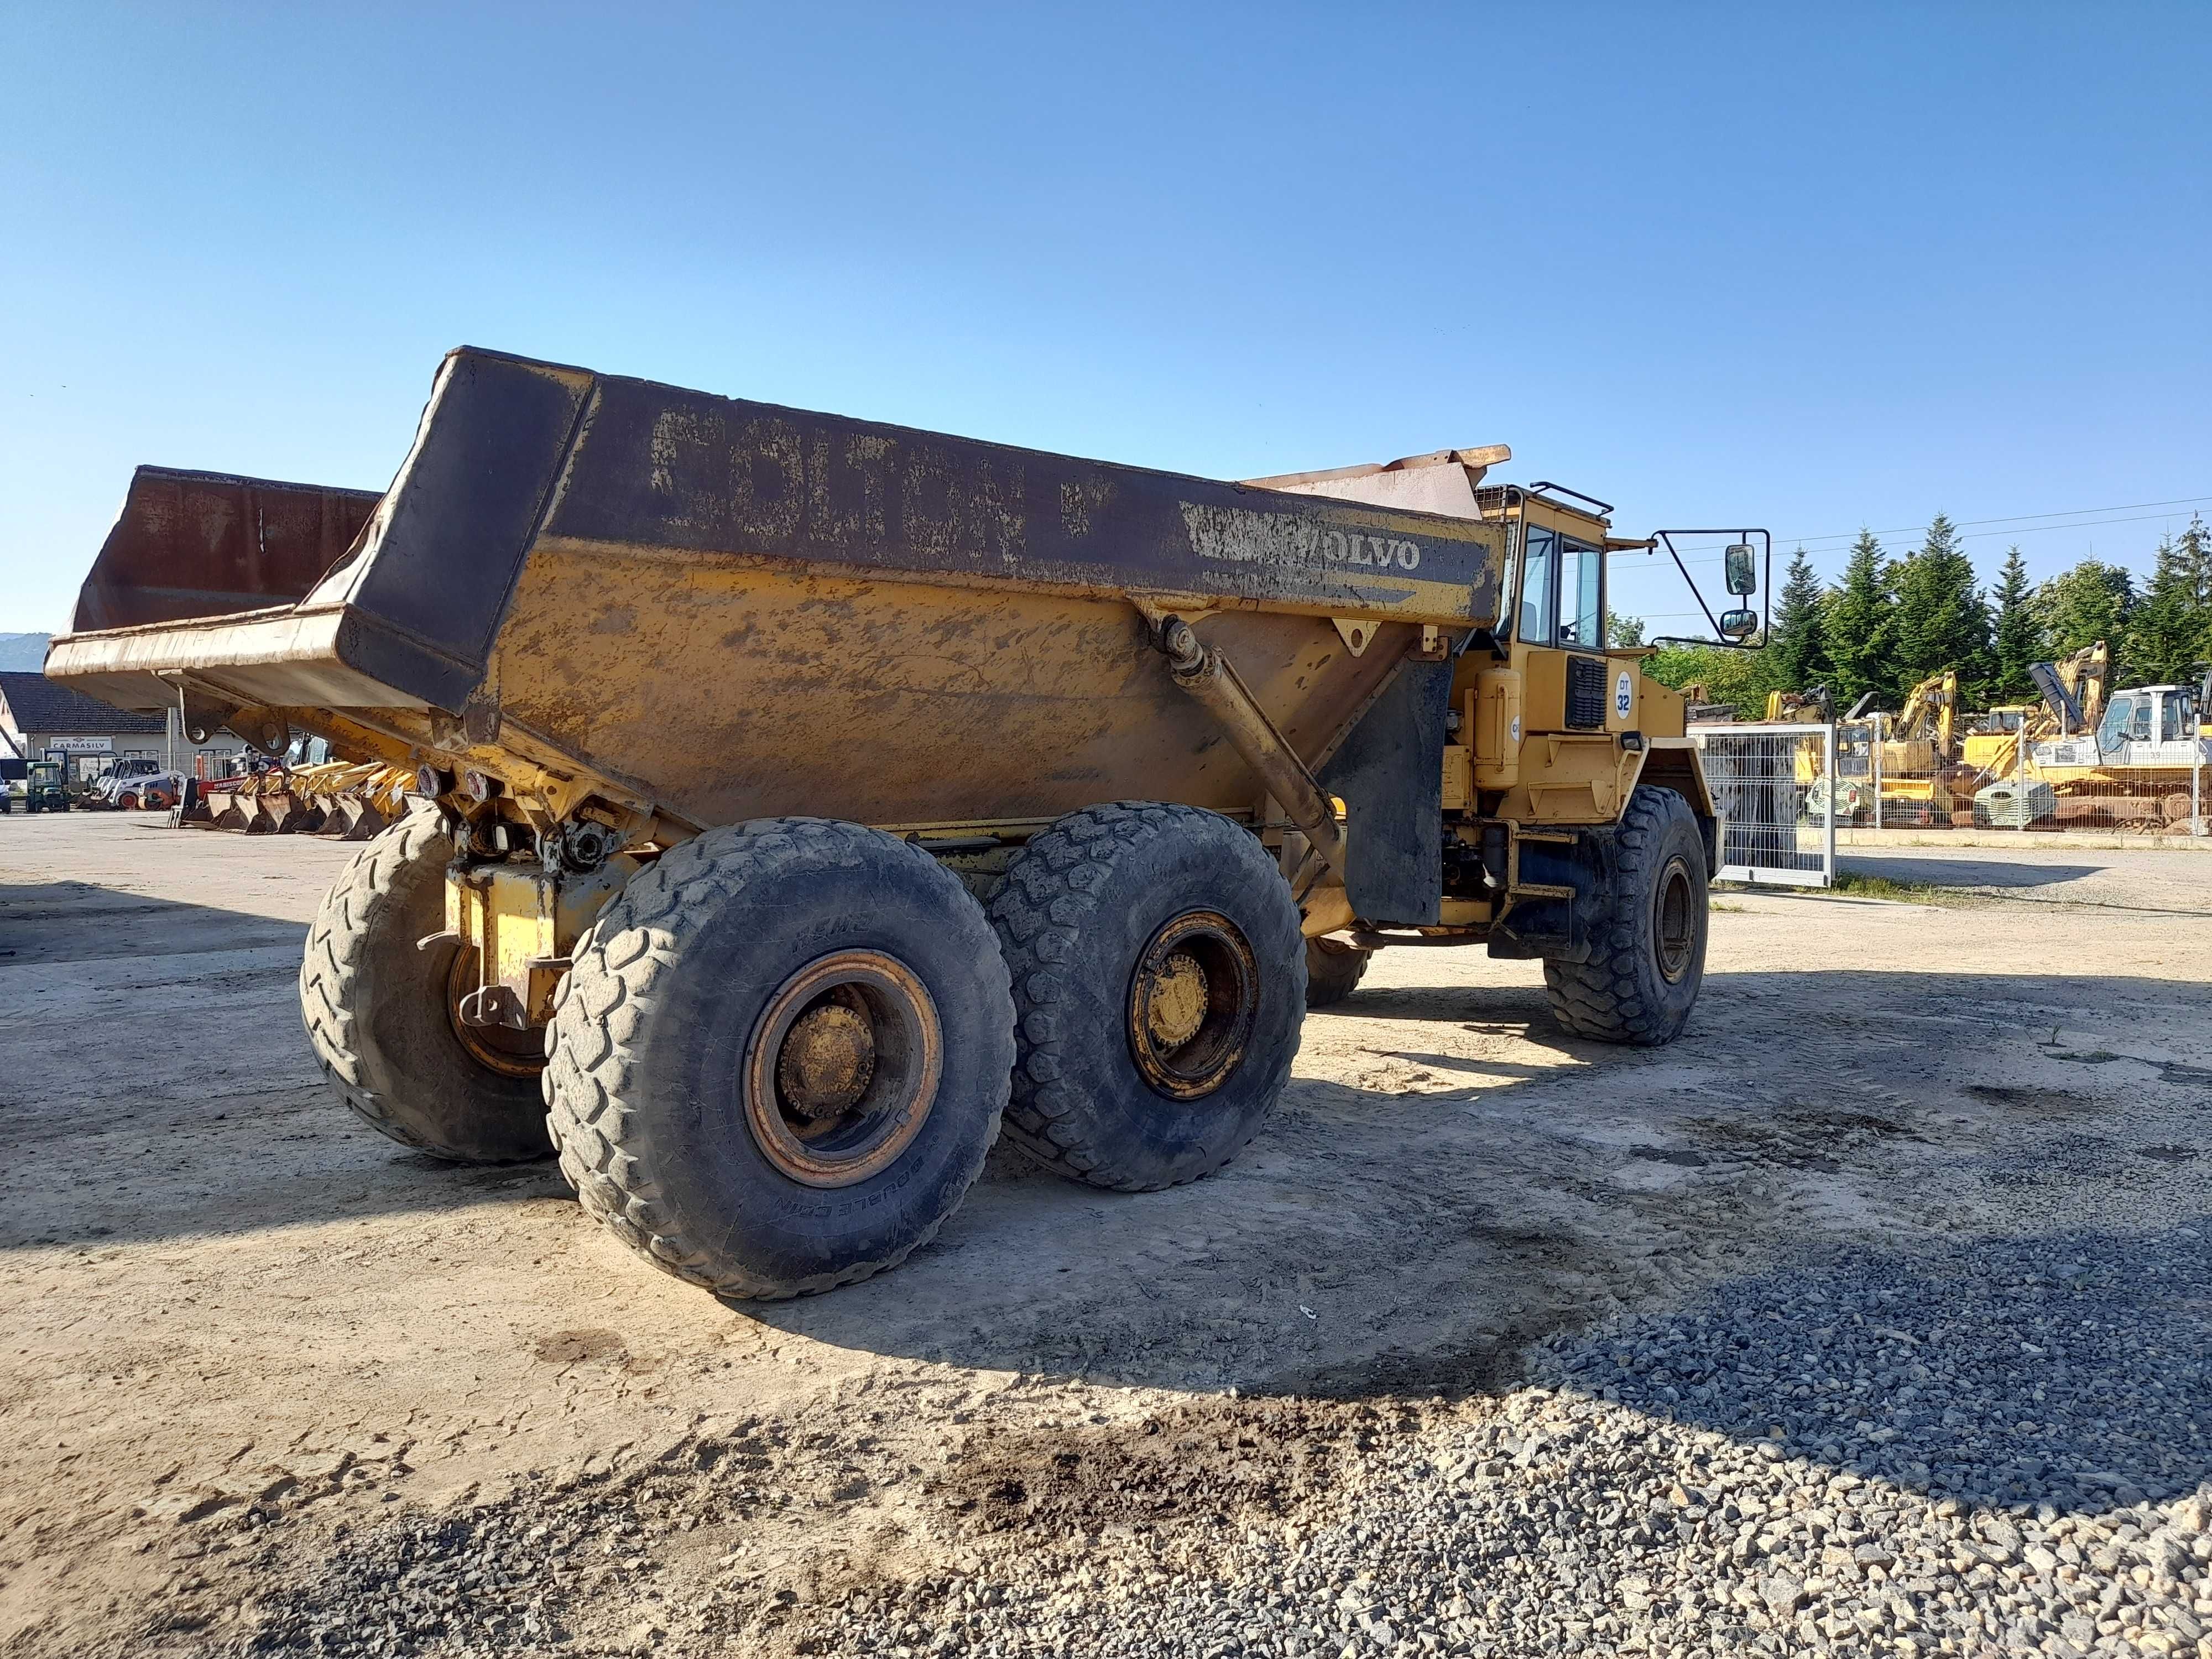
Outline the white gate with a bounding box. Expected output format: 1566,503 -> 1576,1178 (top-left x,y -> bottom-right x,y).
1688,722 -> 1836,887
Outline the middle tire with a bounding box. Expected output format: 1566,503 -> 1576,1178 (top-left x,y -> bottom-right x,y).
1303,936 -> 1373,1008
544,818 -> 1015,1300
989,802 -> 1306,1191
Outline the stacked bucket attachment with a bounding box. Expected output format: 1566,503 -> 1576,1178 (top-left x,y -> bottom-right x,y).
184,763 -> 413,838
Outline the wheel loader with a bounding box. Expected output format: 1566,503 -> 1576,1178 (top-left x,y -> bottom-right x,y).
47,348 -> 1761,1300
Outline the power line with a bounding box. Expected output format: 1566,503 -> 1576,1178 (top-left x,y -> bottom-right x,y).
1778,494 -> 2212,550
1631,504 -> 2208,570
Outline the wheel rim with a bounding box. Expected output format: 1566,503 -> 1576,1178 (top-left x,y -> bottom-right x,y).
744,950 -> 942,1188
1126,909 -> 1260,1100
119,793 -> 138,810
1653,857 -> 1699,984
445,947 -> 546,1078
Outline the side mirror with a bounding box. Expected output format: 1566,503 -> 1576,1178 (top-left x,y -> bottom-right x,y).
1718,607 -> 1759,642
1724,544 -> 1758,597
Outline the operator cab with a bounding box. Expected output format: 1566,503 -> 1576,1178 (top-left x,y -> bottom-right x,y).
1495,491 -> 1611,652
2098,685 -> 2197,754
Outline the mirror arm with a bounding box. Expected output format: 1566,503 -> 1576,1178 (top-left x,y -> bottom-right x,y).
1654,531 -> 1728,639
1646,528 -> 1775,653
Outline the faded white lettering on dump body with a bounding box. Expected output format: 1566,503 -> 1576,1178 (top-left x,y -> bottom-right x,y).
1180,503 -> 1422,571
1179,502 -> 1320,566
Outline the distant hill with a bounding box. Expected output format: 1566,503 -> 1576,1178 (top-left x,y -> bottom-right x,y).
0,634 -> 51,671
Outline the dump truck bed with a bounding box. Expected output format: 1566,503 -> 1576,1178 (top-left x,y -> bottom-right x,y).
49,348 -> 1505,837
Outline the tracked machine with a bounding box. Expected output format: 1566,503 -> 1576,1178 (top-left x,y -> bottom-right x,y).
49,348 -> 1760,1298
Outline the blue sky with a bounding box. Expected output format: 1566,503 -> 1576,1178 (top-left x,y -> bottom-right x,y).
3,2 -> 2208,636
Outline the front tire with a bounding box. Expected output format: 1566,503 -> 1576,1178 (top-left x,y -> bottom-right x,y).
544,818 -> 1015,1300
300,813 -> 552,1162
988,802 -> 1305,1191
1542,784 -> 1708,1046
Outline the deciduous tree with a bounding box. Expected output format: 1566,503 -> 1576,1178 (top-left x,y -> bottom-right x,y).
2033,560 -> 2136,667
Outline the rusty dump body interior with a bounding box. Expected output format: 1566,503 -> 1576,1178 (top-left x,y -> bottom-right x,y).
50,348 -> 1525,912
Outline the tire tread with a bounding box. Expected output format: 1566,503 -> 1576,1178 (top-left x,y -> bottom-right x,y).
987,801 -> 1301,1191
1541,785 -> 1703,1045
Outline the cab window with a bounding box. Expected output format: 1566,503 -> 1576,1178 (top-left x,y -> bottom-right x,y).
1559,538 -> 1603,648
1514,523 -> 1605,649
2099,694 -> 2147,749
2162,692 -> 2193,743
1516,525 -> 1557,643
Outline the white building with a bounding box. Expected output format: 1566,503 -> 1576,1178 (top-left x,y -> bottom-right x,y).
0,670 -> 239,788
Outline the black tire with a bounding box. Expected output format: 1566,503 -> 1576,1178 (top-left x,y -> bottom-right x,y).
1303,937 -> 1372,1008
1543,784 -> 1708,1046
988,802 -> 1305,1191
300,813 -> 552,1162
542,818 -> 1015,1300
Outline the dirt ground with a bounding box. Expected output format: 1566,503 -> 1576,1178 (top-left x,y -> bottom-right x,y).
2,814 -> 2206,1656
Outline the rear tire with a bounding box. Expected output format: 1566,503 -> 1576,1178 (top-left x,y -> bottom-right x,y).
301,813 -> 552,1162
1303,937 -> 1372,1008
988,802 -> 1305,1191
544,818 -> 1015,1300
1542,784 -> 1708,1046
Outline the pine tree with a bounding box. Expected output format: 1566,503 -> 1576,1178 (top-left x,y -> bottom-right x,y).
1890,513 -> 1991,700
2033,560 -> 2136,666
1763,547 -> 1830,693
1822,530 -> 1896,709
2122,519 -> 2212,685
2186,519 -> 2212,673
1986,546 -> 2042,702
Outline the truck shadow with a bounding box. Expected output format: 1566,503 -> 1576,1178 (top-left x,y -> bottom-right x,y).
1838,853 -> 2105,891
0,875 -> 573,1251
8,859 -> 2211,1517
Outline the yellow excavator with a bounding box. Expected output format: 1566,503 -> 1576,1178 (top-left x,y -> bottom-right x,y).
1846,669 -> 1974,823
1962,643 -> 2111,777
1762,686 -> 1833,723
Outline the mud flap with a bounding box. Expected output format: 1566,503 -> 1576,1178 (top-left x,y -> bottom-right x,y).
1318,658 -> 1453,927
1486,823 -> 1619,964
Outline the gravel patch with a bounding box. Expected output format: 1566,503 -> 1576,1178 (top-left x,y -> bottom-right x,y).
811,1222 -> 2212,1659
156,1220 -> 2212,1658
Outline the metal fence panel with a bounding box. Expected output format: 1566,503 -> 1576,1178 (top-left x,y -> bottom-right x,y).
1689,722 -> 1835,886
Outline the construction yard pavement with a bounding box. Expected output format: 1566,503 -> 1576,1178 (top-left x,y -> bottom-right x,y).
2,813 -> 2208,1659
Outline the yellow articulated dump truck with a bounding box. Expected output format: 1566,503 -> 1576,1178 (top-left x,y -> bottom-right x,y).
48,348 -> 1759,1300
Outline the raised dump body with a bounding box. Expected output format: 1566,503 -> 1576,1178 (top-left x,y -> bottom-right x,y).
56,350 -> 1495,864
50,348 -> 1741,1301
